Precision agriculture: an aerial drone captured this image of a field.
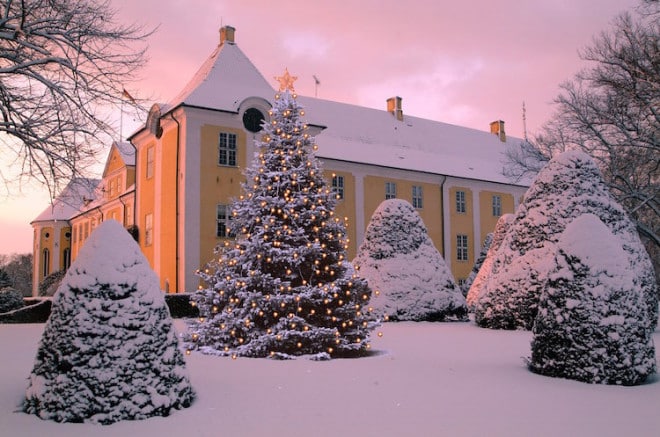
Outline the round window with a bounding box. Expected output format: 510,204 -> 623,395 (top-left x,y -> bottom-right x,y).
242,108 -> 265,133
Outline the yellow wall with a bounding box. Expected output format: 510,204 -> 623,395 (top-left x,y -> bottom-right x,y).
362,175 -> 444,258
478,190 -> 515,246
198,124 -> 247,268
138,141 -> 156,265
158,127 -> 178,292
38,227 -> 54,280
322,169 -> 357,259
448,186 -> 474,282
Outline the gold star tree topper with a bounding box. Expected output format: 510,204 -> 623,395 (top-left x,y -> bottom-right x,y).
275,68 -> 297,92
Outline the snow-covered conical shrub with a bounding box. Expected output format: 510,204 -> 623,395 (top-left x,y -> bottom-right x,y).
24,220 -> 194,424
354,199 -> 467,321
466,213 -> 513,311
462,232 -> 493,296
529,214 -> 656,385
475,151 -> 657,330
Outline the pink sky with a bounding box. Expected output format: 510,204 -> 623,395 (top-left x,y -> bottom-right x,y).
0,0 -> 639,255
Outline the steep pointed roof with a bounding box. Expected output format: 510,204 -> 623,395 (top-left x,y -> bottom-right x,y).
31,178 -> 101,224
168,28 -> 275,113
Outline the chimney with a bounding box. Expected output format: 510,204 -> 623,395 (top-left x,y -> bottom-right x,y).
490,120 -> 506,142
220,25 -> 236,45
387,96 -> 403,121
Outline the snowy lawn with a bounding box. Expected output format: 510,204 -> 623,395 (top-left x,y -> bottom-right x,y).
1,320 -> 659,437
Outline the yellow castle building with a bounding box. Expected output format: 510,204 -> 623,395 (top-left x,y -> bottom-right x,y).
31,26 -> 530,296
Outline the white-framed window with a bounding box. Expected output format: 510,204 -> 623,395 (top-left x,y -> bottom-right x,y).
456,190 -> 466,213
385,182 -> 396,199
332,175 -> 344,200
216,204 -> 234,237
457,234 -> 469,261
412,185 -> 423,208
125,204 -> 133,226
145,213 -> 153,246
219,132 -> 237,166
492,195 -> 502,217
146,146 -> 154,179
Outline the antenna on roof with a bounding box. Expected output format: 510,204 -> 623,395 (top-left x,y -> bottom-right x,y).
522,101 -> 528,141
313,75 -> 320,97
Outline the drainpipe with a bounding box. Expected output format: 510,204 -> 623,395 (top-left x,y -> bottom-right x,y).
166,111 -> 182,293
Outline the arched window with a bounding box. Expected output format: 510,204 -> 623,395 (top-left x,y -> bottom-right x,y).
63,248 -> 71,270
42,248 -> 50,278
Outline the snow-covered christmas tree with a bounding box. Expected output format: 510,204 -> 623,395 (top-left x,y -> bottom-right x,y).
529,214 -> 656,385
353,199 -> 467,321
24,220 -> 195,424
189,71 -> 378,359
474,151 -> 657,330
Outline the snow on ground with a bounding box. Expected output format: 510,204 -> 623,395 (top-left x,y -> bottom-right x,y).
1,320 -> 659,437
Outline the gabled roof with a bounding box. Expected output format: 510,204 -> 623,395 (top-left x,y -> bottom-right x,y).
299,96 -> 530,186
161,26 -> 531,186
31,178 -> 101,224
101,141 -> 135,178
168,37 -> 274,113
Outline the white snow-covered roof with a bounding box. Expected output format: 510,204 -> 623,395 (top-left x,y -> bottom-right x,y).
163,27 -> 530,186
169,38 -> 274,112
31,178 -> 101,224
299,96 -> 529,185
115,141 -> 135,166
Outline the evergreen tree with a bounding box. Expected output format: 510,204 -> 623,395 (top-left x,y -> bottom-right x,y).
529,214 -> 656,385
190,84 -> 378,359
466,213 -> 513,311
462,232 -> 493,296
0,268 -> 11,289
475,151 -> 657,330
24,220 -> 194,424
353,199 -> 467,321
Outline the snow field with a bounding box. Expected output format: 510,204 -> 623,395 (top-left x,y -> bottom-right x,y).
2,320 -> 659,437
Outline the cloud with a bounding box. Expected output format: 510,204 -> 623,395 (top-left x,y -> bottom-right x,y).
281,32 -> 331,60
355,56 -> 485,125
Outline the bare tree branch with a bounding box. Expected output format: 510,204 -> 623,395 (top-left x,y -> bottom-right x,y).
504,1 -> 659,280
0,0 -> 153,199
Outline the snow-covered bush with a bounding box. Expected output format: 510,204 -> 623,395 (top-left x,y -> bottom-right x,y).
529,214 -> 656,385
462,233 -> 493,296
474,244 -> 554,330
475,151 -> 657,330
23,220 -> 194,424
38,270 -> 66,296
0,287 -> 24,313
466,214 -> 513,311
353,199 -> 467,322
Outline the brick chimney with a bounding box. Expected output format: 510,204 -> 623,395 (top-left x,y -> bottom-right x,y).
220,25 -> 236,45
387,96 -> 403,121
490,120 -> 506,142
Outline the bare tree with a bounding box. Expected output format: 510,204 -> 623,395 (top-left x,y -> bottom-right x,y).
0,0 -> 152,199
505,1 -> 659,277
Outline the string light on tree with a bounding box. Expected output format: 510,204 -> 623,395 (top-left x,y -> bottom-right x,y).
188,69 -> 379,359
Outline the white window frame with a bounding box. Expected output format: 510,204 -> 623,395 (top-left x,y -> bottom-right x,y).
456,190 -> 466,213
492,195 -> 502,217
332,175 -> 344,200
412,185 -> 423,208
218,132 -> 237,166
385,182 -> 397,199
457,234 -> 469,261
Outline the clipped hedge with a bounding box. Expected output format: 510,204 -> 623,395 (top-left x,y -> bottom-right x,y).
0,294 -> 198,323
0,299 -> 52,324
